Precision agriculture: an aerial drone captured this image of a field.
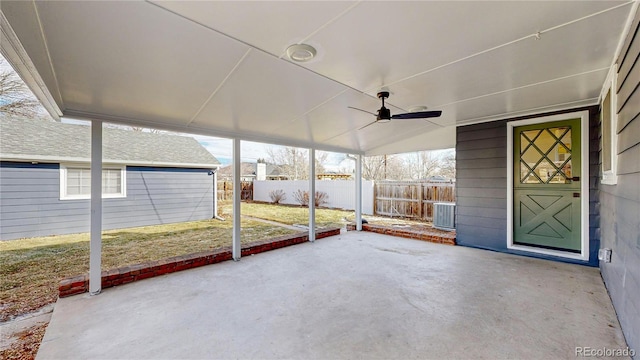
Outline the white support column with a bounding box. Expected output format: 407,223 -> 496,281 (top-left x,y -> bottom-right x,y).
309,148 -> 316,242
212,169 -> 218,218
89,120 -> 103,295
232,139 -> 241,261
355,154 -> 363,231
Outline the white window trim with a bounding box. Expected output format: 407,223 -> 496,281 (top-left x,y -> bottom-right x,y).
60,163 -> 127,200
600,65 -> 618,185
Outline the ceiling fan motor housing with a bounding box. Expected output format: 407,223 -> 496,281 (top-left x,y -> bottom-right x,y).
377,106 -> 391,121
376,91 -> 392,121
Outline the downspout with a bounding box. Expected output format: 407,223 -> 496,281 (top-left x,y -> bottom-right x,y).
209,169 -> 225,221
346,154 -> 363,230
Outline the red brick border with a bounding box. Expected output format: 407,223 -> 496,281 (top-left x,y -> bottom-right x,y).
59,228 -> 340,298
346,223 -> 455,245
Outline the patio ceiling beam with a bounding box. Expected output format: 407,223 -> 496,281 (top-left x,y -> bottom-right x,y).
232,138 -> 241,261
89,120 -> 102,295
309,148 -> 316,243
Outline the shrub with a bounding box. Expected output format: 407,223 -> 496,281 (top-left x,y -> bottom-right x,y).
269,189 -> 287,204
293,189 -> 309,206
292,190 -> 329,207
314,191 -> 329,207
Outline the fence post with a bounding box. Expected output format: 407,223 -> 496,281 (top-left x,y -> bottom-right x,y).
417,183 -> 423,220
373,181 -> 377,216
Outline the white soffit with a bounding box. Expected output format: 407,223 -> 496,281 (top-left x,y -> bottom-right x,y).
301,1 -> 627,94
33,1 -> 250,125
1,1 -> 635,155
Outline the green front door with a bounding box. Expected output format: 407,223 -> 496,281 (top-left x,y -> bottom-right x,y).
513,119 -> 582,252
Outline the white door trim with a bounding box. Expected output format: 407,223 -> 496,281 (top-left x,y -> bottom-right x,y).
506,110 -> 590,261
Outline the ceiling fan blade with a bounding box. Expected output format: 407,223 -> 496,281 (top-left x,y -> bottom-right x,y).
348,106 -> 377,117
358,120 -> 378,130
392,110 -> 442,120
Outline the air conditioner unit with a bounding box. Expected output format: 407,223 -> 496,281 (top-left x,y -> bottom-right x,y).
433,202 -> 455,231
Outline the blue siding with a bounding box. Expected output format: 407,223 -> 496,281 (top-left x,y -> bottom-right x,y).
0,162 -> 214,240
600,10 -> 640,353
455,106 -> 600,266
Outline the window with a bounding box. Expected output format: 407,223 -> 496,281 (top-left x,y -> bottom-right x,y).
61,165 -> 126,199
600,65 -> 618,185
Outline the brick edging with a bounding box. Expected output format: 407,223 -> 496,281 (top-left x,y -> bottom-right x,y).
59,228 -> 340,298
346,223 -> 456,245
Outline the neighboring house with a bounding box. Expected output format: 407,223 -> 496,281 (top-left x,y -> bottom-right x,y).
0,118 -> 221,240
218,161 -> 288,181
316,173 -> 353,180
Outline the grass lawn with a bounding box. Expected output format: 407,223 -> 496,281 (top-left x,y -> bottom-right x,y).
0,214 -> 295,323
241,202 -> 429,228
241,202 -> 354,228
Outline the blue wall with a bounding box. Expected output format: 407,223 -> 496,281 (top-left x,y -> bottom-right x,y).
0,162 -> 214,240
599,10 -> 640,353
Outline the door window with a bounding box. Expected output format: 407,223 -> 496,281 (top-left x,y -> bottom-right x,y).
519,127 -> 572,184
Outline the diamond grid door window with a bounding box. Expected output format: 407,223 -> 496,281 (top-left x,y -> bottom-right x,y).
520,127 -> 572,184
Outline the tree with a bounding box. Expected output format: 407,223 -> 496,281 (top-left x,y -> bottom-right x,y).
439,150 -> 456,179
128,126 -> 161,133
266,146 -> 328,180
0,58 -> 49,119
361,155 -> 409,180
409,151 -> 442,179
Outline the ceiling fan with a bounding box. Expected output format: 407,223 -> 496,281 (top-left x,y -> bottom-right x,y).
349,91 -> 442,130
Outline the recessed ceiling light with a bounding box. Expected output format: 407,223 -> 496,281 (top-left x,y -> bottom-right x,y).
409,106 -> 428,112
286,44 -> 317,62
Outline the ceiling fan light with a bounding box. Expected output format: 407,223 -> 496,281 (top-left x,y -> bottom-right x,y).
377,118 -> 391,123
286,44 -> 317,62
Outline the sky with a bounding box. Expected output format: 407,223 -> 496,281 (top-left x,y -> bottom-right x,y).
190,134 -> 353,171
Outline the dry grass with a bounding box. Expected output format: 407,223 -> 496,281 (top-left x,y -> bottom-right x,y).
0,323 -> 47,360
0,211 -> 295,322
241,202 -> 354,228
241,202 -> 430,227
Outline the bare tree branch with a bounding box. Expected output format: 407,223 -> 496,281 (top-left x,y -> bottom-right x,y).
265,146 -> 327,180
361,155 -> 409,180
0,58 -> 49,119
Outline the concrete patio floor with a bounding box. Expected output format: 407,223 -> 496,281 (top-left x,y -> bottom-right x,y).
37,231 -> 628,359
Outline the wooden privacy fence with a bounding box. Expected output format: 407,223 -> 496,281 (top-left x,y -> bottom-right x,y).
217,181 -> 253,201
374,181 -> 455,221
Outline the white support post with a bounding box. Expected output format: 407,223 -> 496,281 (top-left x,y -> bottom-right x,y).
355,154 -> 363,231
89,120 -> 103,295
309,148 -> 316,242
212,169 -> 218,218
232,139 -> 241,261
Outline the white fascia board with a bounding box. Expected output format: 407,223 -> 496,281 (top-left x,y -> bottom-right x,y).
0,10 -> 63,120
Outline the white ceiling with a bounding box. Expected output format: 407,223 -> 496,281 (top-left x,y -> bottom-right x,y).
1,1 -> 635,155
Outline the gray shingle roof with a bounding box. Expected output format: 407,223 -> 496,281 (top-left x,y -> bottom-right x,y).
0,117 -> 220,167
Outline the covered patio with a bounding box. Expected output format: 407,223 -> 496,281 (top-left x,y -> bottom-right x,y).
38,231 -> 626,359
1,1 -> 639,357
